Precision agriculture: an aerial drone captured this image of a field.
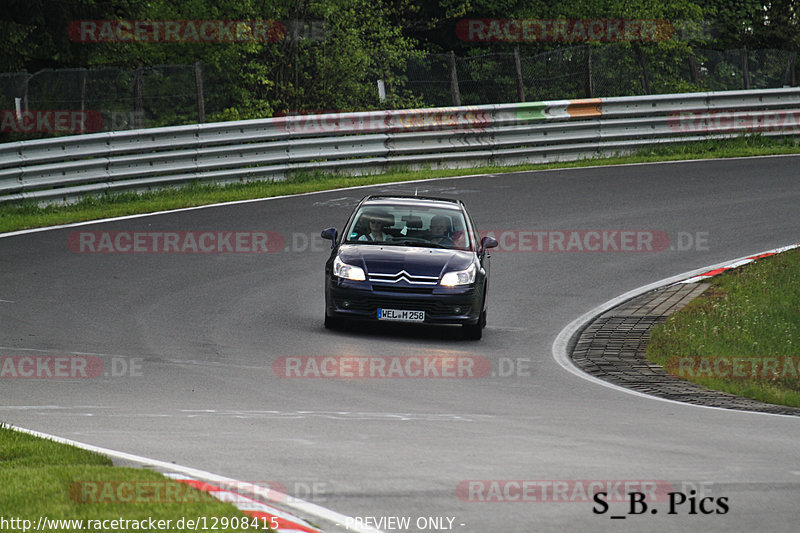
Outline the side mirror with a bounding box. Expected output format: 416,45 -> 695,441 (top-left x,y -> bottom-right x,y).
321,227 -> 338,249
480,236 -> 498,253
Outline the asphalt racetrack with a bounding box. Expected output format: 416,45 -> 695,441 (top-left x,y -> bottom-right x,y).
2,155 -> 799,532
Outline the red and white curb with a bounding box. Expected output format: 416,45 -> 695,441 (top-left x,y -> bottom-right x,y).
164,473 -> 320,533
676,243 -> 800,284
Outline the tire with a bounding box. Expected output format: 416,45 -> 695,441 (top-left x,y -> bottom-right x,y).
462,308 -> 485,340
324,311 -> 342,329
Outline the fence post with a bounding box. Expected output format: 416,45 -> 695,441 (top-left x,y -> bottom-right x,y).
742,47 -> 750,89
79,69 -> 87,115
195,61 -> 205,123
584,44 -> 594,97
448,51 -> 461,106
133,63 -> 144,129
514,46 -> 525,102
688,53 -> 699,86
634,44 -> 651,94
78,69 -> 87,133
22,74 -> 29,114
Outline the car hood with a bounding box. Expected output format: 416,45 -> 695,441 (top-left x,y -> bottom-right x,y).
338,244 -> 474,279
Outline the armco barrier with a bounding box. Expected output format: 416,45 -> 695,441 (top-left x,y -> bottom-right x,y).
0,88 -> 798,203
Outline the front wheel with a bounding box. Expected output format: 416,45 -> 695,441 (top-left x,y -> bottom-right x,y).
462,309 -> 486,340
324,311 -> 342,329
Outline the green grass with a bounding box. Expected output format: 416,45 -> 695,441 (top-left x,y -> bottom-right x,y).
646,248 -> 800,407
1,134 -> 798,235
0,424 -> 271,532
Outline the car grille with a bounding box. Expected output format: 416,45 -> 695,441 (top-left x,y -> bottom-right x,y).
371,285 -> 434,294
334,296 -> 470,316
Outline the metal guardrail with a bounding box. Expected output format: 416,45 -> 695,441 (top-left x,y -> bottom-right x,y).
1,88 -> 799,203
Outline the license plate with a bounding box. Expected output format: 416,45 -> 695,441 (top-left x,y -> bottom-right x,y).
377,309 -> 425,322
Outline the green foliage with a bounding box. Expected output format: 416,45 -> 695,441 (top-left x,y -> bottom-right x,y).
0,0 -> 797,123
263,0 -> 422,112
0,425 -> 111,467
705,0 -> 799,50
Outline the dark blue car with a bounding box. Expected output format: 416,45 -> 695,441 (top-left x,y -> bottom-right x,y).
321,195 -> 497,339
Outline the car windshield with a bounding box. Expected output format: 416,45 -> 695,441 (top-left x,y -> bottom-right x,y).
344,204 -> 471,250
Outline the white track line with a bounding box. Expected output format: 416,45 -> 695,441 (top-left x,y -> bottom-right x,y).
3,153 -> 798,240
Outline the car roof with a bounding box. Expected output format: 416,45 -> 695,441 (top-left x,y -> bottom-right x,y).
361,195 -> 463,210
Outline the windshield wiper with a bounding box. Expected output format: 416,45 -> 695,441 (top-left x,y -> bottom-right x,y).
393,239 -> 446,248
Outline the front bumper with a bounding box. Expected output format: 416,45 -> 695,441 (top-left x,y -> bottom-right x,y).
325,278 -> 484,325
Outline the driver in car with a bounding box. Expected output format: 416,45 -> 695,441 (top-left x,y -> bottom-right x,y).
358,213 -> 393,242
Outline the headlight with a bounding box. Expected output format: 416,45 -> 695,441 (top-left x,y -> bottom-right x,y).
440,263 -> 476,287
333,256 -> 366,281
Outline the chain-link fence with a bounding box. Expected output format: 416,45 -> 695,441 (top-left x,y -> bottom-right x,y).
408,46 -> 798,106
1,44 -> 797,141
0,62 -> 238,140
